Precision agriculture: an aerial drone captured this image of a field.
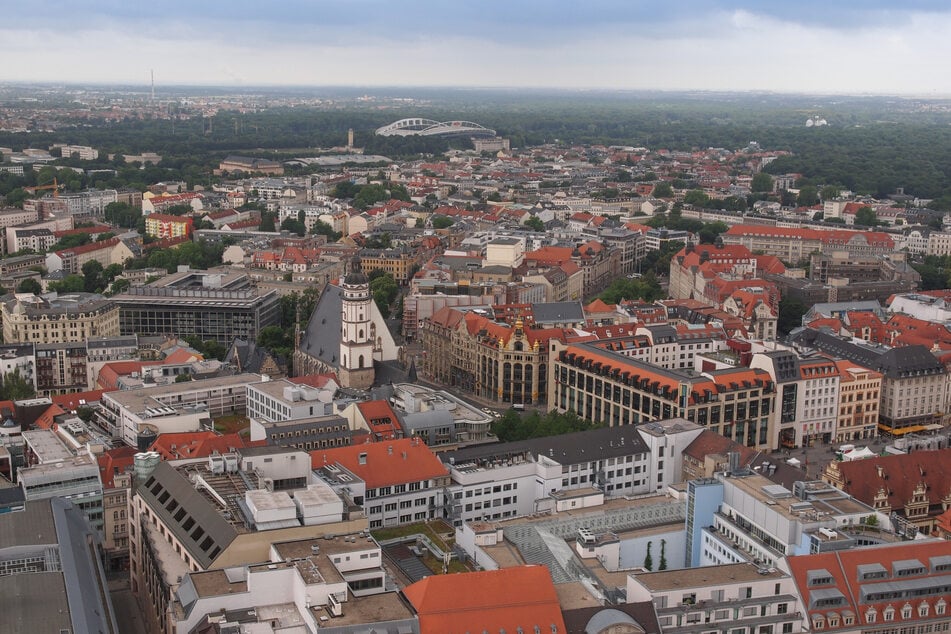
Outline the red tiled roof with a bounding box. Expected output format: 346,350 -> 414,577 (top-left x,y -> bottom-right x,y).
403,566 -> 567,634
34,404 -> 66,430
57,237 -> 120,257
832,449 -> 951,512
149,431 -> 247,460
98,446 -> 138,489
724,224 -> 894,248
787,540 -> 951,628
289,373 -> 338,389
310,438 -> 447,489
51,390 -> 105,410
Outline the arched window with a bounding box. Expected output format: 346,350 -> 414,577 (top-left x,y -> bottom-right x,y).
359,355 -> 365,368
359,329 -> 364,339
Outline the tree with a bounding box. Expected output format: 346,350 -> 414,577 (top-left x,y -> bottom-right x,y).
820,185 -> 841,201
644,541 -> 653,571
659,539 -> 668,570
683,189 -> 709,207
750,172 -> 774,193
257,325 -> 293,359
652,182 -> 673,198
310,220 -> 341,241
431,215 -> 454,229
524,215 -> 545,232
82,259 -> 104,293
854,206 -> 879,227
370,273 -> 399,319
259,212 -> 276,232
16,278 -> 42,295
280,217 -> 306,237
599,275 -> 664,304
107,278 -> 131,296
797,185 -> 819,207
778,296 -> 808,335
47,274 -> 85,294
0,369 -> 35,401
174,373 -> 193,383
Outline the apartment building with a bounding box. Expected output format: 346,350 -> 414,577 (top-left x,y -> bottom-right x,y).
627,562 -> 803,634
549,342 -> 778,450
313,438 -> 450,529
786,540 -> 951,634
1,292 -> 119,344
722,225 -> 895,260
439,425 -> 652,525
45,237 -> 134,274
833,360 -> 882,443
169,535 -> 411,634
144,213 -> 193,239
98,373 -> 258,446
129,448 -> 364,631
789,328 -> 945,436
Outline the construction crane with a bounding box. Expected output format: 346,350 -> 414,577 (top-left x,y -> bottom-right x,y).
28,177 -> 62,198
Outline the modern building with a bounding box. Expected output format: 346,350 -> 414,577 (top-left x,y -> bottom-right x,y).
0,498 -> 118,633
129,448 -> 366,631
687,470 -> 888,569
246,377 -> 338,424
313,437 -> 450,529
97,373 -> 258,446
549,342 -> 778,450
1,292 -> 119,344
144,213 -> 193,239
439,425 -> 652,526
626,562 -> 802,634
169,535 -> 414,634
19,429 -> 104,532
113,268 -> 281,345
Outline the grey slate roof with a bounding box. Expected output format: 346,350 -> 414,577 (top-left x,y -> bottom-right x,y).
298,284 -> 343,369
138,461 -> 239,569
441,424 -> 650,467
788,328 -> 944,379
532,300 -> 585,324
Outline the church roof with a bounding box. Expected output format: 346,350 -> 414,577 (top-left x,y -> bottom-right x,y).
298,285 -> 343,370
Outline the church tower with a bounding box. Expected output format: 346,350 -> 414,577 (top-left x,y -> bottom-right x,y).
338,257 -> 375,389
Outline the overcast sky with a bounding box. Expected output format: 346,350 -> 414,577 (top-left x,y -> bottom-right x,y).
2,1 -> 950,95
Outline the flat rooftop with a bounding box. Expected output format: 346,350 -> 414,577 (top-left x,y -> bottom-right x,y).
21,429 -> 73,463
105,373 -> 259,414
309,591 -> 415,626
725,473 -> 873,520
632,562 -> 786,592
248,378 -> 328,402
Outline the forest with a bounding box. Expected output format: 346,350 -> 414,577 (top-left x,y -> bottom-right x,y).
3,91 -> 951,203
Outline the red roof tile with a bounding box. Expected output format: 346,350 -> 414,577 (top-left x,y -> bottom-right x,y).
310,438 -> 447,489
403,566 -> 566,634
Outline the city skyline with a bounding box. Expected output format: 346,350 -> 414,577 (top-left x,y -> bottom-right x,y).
2,1 -> 951,95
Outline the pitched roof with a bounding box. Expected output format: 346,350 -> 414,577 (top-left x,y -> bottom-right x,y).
682,428 -> 760,465
98,446 -> 138,488
786,540 -> 951,628
402,566 -> 567,634
51,390 -> 104,411
830,448 -> 951,510
149,431 -> 247,461
311,438 -> 447,489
